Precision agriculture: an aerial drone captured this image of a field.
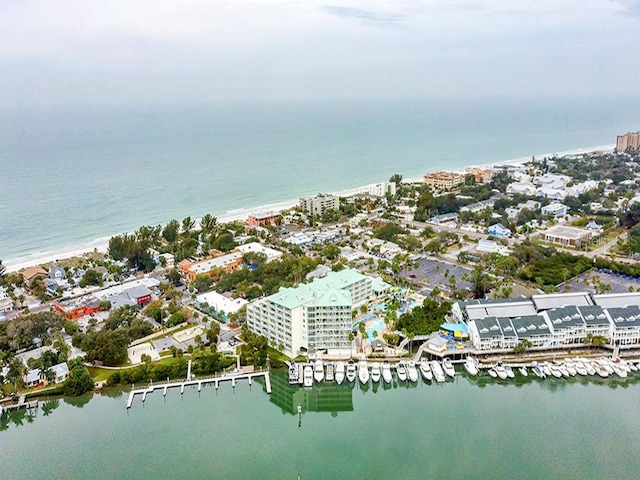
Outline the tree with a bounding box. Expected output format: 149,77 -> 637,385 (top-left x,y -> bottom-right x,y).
193,274 -> 214,293
513,339 -> 532,355
166,269 -> 181,285
6,357 -> 27,391
200,214 -> 218,234
79,269 -> 103,288
63,359 -> 94,396
389,173 -> 403,186
162,219 -> 180,243
0,258 -> 5,285
181,216 -> 195,236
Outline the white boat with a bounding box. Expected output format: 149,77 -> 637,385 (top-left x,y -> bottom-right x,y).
419,361 -> 433,382
574,361 -> 588,376
558,363 -> 570,378
407,361 -> 419,382
548,363 -> 563,379
615,359 -> 632,373
431,361 -> 445,383
303,365 -> 313,388
346,360 -> 357,383
370,362 -> 381,383
518,366 -> 528,377
286,361 -> 299,385
488,367 -> 497,378
313,359 -> 324,383
598,359 -> 614,375
396,362 -> 408,382
531,362 -> 545,378
325,362 -> 335,382
583,361 -> 596,376
358,360 -> 370,385
382,362 -> 393,384
596,364 -> 609,378
335,362 -> 345,385
563,361 -> 577,377
612,363 -> 628,378
620,359 -> 636,372
442,358 -> 455,378
505,365 -> 515,379
495,363 -> 508,380
463,356 -> 478,376
542,363 -> 552,377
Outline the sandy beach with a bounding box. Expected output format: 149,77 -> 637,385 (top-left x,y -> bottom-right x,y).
3,143 -> 615,274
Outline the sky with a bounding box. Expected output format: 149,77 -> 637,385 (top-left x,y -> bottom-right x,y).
1,0 -> 639,106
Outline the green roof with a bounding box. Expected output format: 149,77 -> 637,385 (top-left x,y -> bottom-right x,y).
269,269 -> 366,309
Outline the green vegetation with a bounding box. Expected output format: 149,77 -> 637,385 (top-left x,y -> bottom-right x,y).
396,298 -> 451,336
0,311 -> 71,354
63,358 -> 95,396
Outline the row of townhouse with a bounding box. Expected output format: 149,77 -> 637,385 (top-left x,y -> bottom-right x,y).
454,292 -> 640,351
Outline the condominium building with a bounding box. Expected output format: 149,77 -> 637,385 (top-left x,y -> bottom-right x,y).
299,193 -> 340,217
459,291 -> 640,352
246,269 -> 374,357
423,171 -> 465,191
616,132 -> 640,152
465,167 -> 494,184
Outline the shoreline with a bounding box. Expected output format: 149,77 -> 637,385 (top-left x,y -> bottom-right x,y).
3,143 -> 615,273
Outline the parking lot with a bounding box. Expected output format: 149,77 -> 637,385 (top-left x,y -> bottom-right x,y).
560,270 -> 640,294
400,258 -> 473,294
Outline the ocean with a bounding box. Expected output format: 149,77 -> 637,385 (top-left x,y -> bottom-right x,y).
0,96 -> 637,266
2,370 -> 640,479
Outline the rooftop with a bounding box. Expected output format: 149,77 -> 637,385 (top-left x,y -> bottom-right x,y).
544,225 -> 591,240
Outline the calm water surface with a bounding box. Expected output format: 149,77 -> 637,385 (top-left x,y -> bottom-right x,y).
2,370 -> 639,479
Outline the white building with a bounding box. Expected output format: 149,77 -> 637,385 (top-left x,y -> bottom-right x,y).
195,291 -> 248,316
299,193 -> 340,217
234,242 -> 283,262
541,203 -> 568,217
368,182 -> 396,197
246,269 -> 373,357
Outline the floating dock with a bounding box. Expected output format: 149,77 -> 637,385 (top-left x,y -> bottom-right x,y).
126,368 -> 271,409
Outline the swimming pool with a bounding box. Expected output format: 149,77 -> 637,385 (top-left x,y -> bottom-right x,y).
366,319 -> 386,341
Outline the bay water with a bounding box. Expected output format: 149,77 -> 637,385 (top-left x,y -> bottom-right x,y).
1,96 -> 638,265
2,370 -> 639,479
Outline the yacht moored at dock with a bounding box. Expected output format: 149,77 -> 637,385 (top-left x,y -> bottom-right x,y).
431,360 -> 445,383
382,361 -> 393,384
326,362 -> 335,383
371,362 -> 381,383
286,361 -> 299,385
313,359 -> 324,383
397,361 -> 408,382
335,362 -> 345,385
358,360 -> 370,385
463,356 -> 478,376
419,361 -> 433,382
407,361 -> 419,382
442,358 -> 455,378
303,365 -> 313,387
346,360 -> 357,383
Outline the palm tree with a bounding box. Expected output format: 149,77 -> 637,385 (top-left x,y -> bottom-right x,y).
181,216 -> 196,236
200,214 -> 218,234
0,258 -> 5,284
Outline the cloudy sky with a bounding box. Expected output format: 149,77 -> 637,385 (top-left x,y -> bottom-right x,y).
1,0 -> 639,106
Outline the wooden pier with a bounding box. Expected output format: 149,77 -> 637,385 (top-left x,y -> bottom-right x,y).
126,368 -> 271,409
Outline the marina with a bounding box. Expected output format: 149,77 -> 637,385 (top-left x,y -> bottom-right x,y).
277,355 -> 640,391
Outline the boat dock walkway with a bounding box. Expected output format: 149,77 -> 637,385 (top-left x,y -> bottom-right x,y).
1,395 -> 39,416
126,368 -> 271,409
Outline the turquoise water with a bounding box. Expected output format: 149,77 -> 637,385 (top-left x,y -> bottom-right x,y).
366,319 -> 386,341
2,370 -> 640,479
1,97 -> 638,264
